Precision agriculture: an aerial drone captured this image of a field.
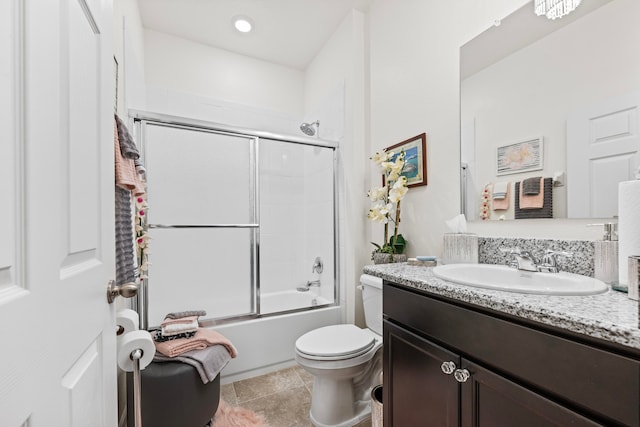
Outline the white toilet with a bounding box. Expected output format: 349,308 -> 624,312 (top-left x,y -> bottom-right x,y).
295,274 -> 383,427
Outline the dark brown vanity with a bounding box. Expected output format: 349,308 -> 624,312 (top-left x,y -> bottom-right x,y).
382,281 -> 640,426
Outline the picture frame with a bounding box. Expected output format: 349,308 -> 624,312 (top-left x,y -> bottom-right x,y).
496,137 -> 543,176
384,133 -> 427,188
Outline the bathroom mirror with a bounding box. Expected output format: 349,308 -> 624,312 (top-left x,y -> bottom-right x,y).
460,0 -> 640,221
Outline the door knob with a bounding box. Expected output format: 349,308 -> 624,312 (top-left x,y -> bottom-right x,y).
107,280 -> 139,304
454,368 -> 470,383
441,361 -> 456,375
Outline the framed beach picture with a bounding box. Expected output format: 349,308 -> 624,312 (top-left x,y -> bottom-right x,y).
385,133 -> 427,188
496,137 -> 543,176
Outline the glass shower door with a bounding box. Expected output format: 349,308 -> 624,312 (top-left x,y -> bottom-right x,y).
259,139 -> 336,313
142,122 -> 257,327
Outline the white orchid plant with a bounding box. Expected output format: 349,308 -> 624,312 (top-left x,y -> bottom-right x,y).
368,149 -> 408,258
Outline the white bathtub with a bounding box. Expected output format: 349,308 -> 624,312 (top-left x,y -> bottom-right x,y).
215,291 -> 341,383
260,289 -> 331,314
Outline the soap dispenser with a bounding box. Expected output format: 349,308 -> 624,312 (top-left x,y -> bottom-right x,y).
590,223 -> 619,288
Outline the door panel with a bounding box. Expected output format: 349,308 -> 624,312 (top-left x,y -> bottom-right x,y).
384,320 -> 460,427
567,91 -> 640,218
461,359 -> 602,427
0,0 -> 117,425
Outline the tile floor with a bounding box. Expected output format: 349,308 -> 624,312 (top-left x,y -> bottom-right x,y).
221,366 -> 372,427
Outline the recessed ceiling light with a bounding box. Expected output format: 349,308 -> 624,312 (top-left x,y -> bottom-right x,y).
233,15 -> 253,33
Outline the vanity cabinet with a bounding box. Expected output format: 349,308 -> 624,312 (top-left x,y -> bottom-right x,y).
383,283 -> 640,427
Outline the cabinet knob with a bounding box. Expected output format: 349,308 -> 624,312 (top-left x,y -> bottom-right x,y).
441,361 -> 456,375
454,368 -> 470,383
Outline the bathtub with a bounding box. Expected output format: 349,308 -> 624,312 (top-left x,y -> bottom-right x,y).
214,290 -> 342,383
260,289 -> 332,314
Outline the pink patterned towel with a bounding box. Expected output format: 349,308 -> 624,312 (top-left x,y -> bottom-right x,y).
519,178 -> 544,209
114,122 -> 145,195
155,328 -> 238,358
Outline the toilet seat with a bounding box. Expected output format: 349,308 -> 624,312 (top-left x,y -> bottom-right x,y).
295,324 -> 377,361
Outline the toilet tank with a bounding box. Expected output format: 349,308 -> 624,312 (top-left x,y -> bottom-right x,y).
360,274 -> 383,335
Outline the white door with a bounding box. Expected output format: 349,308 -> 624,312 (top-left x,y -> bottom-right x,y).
567,91 -> 640,218
0,0 -> 117,426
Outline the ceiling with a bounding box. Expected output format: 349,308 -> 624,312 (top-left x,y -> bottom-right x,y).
137,0 -> 370,70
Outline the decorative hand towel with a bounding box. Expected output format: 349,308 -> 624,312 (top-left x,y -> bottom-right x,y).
153,345 -> 233,384
492,182 -> 509,200
154,331 -> 197,343
114,123 -> 140,192
154,328 -> 238,358
522,176 -> 542,195
492,183 -> 510,211
164,310 -> 207,320
115,186 -> 137,286
514,177 -> 553,219
161,315 -> 200,327
161,321 -> 199,336
520,178 -> 544,209
160,315 -> 199,336
115,114 -> 140,160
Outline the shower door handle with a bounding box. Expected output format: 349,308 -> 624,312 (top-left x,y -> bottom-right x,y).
107,280 -> 139,304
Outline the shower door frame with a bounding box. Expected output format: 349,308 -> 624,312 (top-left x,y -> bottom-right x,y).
129,110 -> 340,329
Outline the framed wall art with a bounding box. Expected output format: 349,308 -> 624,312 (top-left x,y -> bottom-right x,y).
385,132 -> 427,188
496,137 -> 543,176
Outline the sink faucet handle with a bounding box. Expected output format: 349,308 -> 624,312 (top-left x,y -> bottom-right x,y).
538,249 -> 573,273
544,249 -> 573,259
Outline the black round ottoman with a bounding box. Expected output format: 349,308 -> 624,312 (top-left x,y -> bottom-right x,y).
126,361 -> 221,427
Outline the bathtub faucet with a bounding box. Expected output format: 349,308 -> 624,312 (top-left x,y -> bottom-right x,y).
297,280 -> 321,292
306,280 -> 321,288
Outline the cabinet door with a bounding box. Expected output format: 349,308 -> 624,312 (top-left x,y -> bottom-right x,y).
384,320 -> 460,427
460,359 -> 603,427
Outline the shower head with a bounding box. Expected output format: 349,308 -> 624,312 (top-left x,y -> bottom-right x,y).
300,120 -> 319,136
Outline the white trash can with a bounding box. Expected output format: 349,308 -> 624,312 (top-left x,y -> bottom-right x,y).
371,385 -> 383,427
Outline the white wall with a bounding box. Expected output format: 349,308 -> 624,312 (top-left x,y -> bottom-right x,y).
304,10 -> 369,326
144,29 -> 305,116
367,0 -> 615,252
113,0 -> 146,115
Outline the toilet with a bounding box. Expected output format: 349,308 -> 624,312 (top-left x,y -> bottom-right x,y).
295,274 -> 383,427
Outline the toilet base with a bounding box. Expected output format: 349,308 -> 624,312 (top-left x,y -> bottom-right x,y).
305,350 -> 382,427
310,399 -> 371,427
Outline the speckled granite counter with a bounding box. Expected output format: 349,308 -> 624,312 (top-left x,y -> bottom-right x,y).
363,263 -> 640,352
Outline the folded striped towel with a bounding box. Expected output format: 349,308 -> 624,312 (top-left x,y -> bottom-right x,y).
164,310 -> 207,320
492,182 -> 509,200
161,315 -> 199,336
154,328 -> 238,358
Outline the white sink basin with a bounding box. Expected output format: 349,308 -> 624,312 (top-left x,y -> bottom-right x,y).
432,263 -> 608,296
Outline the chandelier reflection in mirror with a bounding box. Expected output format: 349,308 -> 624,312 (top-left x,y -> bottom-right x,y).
534,0 -> 582,20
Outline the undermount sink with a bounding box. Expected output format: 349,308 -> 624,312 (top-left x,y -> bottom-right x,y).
432,263 -> 608,296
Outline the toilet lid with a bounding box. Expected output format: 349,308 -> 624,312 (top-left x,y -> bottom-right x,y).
295,324 -> 376,360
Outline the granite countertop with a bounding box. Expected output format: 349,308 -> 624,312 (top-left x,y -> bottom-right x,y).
363,263 -> 640,352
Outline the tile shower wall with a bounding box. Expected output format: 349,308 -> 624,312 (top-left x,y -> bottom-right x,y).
478,237 -> 595,277
259,141 -> 335,299
260,141 -> 307,294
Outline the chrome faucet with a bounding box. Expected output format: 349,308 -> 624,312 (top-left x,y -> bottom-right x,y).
537,249 -> 573,273
306,279 -> 321,287
500,247 -> 573,273
500,247 -> 538,272
297,279 -> 321,292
